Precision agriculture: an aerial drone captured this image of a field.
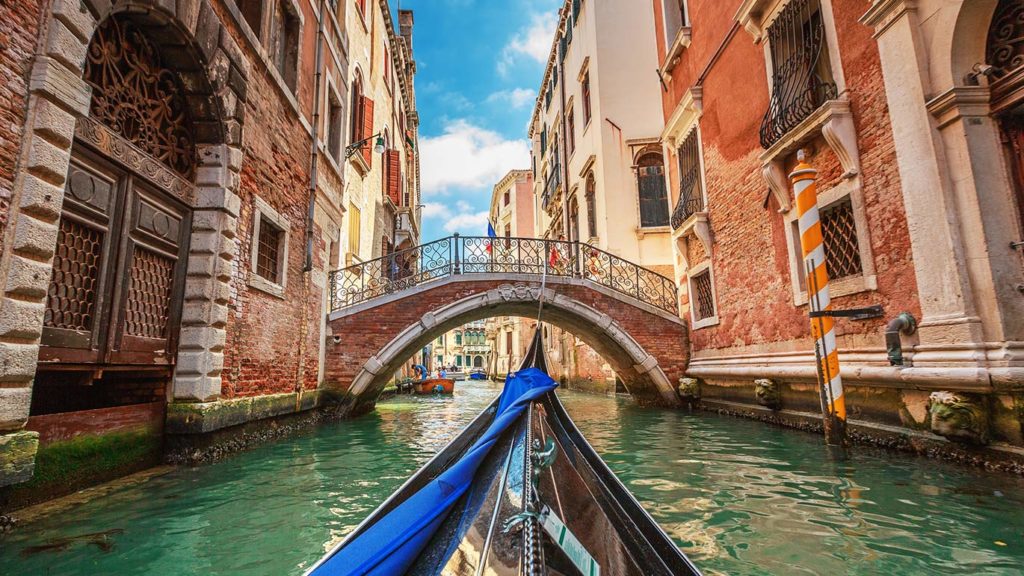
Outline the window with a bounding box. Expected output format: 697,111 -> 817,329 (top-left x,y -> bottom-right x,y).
785,182 -> 874,304
637,152 -> 669,227
567,109 -> 576,155
350,74 -> 363,143
237,0 -> 263,36
585,173 -> 596,238
327,89 -> 343,162
581,72 -> 592,125
457,356 -> 463,367
506,331 -> 513,355
256,219 -> 283,283
689,268 -> 716,323
661,1 -> 688,47
670,129 -> 704,228
455,332 -> 462,345
572,0 -> 582,21
819,198 -> 863,280
250,196 -> 291,297
568,194 -> 580,242
541,125 -> 548,155
503,191 -> 510,206
269,0 -> 300,91
760,0 -> 837,148
348,203 -> 361,259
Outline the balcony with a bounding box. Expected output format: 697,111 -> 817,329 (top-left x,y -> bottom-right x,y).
670,187 -> 705,230
542,167 -> 561,210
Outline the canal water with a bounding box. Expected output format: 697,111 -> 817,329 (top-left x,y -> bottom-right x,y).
2,380 -> 1023,575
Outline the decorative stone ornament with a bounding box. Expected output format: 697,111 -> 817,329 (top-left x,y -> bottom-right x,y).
678,377 -> 700,401
754,379 -> 781,410
928,391 -> 990,445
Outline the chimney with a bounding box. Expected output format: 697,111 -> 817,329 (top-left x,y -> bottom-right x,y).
399,9 -> 414,52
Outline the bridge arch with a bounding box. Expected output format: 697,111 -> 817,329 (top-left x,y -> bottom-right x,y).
324,276 -> 689,413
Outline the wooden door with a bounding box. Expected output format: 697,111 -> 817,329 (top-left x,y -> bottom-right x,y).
40,147 -> 191,368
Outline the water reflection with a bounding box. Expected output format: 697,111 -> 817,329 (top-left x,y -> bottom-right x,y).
1,381 -> 1022,575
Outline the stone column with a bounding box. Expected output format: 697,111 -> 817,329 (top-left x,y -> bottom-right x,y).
861,1 -> 985,348
0,1 -> 96,486
171,144 -> 242,402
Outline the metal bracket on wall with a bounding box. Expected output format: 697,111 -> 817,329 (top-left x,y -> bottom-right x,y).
808,305 -> 884,321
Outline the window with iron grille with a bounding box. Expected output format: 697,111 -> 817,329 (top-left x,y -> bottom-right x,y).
690,269 -> 715,321
759,0 -> 837,149
820,197 -> 862,280
256,216 -> 284,284
671,129 -> 704,229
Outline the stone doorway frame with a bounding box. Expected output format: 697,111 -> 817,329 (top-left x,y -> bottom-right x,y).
0,0 -> 249,486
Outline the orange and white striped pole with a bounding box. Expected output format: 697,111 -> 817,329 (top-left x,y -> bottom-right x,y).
792,150 -> 847,449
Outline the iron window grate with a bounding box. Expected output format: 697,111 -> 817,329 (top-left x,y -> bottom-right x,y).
256,217 -> 283,284
692,269 -> 715,321
820,198 -> 862,280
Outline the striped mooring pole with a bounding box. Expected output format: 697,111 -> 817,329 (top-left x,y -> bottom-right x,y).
792,150 -> 848,449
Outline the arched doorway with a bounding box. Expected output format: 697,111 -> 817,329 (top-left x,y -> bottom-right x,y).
473,356 -> 484,368
32,12 -> 224,415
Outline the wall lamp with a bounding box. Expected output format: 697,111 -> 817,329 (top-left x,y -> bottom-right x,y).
345,133 -> 387,160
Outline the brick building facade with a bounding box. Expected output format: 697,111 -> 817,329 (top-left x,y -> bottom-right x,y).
0,0 -> 420,495
654,0 -> 1023,446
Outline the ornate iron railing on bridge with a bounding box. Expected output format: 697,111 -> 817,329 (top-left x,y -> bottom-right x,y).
329,235 -> 679,314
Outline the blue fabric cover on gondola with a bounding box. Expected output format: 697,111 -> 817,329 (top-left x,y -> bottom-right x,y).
310,368 -> 558,576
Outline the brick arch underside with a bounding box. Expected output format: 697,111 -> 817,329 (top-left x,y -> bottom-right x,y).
325,280 -> 689,411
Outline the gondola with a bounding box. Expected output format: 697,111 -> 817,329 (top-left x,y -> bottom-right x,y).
469,369 -> 488,381
306,327 -> 701,575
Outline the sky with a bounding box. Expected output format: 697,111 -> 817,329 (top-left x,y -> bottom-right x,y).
392,0 -> 561,241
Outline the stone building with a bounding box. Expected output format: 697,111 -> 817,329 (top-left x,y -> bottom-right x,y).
343,2 -> 420,265
487,169 -> 536,377
527,0 -> 665,394
0,0 -> 419,497
432,321 -> 490,372
653,0 -> 1024,446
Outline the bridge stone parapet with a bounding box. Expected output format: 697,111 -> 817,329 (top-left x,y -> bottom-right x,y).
324,274 -> 689,412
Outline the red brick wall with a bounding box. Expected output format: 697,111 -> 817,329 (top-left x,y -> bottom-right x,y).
658,0 -> 920,353
325,280 -> 689,404
0,2 -> 44,257
218,14 -> 323,399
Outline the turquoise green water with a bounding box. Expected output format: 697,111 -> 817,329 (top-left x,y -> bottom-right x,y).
2,381 -> 1023,575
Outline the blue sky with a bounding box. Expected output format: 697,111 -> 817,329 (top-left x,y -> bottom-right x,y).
392,0 -> 561,241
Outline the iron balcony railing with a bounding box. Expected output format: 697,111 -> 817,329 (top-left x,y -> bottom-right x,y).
329,235 -> 678,314
670,187 -> 705,230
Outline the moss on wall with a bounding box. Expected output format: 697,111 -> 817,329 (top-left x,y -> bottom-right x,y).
0,430 -> 161,512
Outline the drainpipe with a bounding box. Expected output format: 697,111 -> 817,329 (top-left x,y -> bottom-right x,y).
304,0 -> 328,272
885,312 -> 917,366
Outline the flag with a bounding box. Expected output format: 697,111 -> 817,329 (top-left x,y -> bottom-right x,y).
486,221 -> 497,254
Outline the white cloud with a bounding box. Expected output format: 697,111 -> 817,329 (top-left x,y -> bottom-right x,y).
421,202 -> 452,220
498,13 -> 556,75
419,119 -> 530,196
486,88 -> 537,109
444,211 -> 490,234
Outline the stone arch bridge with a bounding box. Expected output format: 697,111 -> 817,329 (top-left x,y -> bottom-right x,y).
323,235 -> 689,413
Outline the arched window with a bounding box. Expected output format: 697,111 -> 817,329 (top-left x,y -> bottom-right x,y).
637,151 -> 669,227
585,173 -> 597,239
350,72 -> 363,143
568,194 -> 580,242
